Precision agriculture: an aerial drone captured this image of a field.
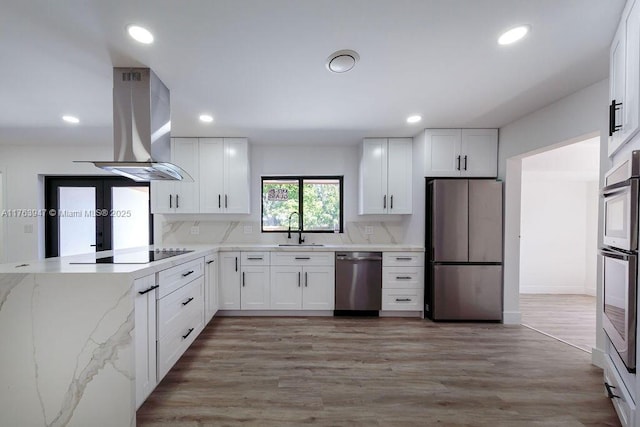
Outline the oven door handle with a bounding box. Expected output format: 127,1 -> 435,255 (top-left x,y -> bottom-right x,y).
600,247 -> 632,260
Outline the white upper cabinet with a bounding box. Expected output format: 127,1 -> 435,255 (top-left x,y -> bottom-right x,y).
200,138 -> 250,214
359,137 -> 412,214
424,129 -> 497,178
609,0 -> 640,156
151,138 -> 200,213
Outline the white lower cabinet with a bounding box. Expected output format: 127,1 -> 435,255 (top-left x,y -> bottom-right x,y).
204,253 -> 218,323
382,252 -> 424,312
241,265 -> 270,309
219,252 -> 241,309
604,355 -> 636,427
302,266 -> 335,310
134,274 -> 158,409
270,252 -> 335,310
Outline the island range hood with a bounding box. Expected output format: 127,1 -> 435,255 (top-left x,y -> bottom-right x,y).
88,67 -> 192,181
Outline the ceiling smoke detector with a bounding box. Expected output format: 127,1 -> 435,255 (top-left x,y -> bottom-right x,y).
326,49 -> 360,73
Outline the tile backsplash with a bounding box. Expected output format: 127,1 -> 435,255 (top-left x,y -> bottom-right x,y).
160,220 -> 406,245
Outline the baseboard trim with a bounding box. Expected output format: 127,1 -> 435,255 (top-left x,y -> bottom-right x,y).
520,287 -> 592,294
503,310 -> 521,325
379,311 -> 423,318
591,347 -> 606,369
216,310 -> 333,317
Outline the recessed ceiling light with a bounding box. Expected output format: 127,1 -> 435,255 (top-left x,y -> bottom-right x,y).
62,115 -> 80,124
498,25 -> 530,45
199,114 -> 214,123
326,49 -> 360,73
406,115 -> 422,124
127,25 -> 154,44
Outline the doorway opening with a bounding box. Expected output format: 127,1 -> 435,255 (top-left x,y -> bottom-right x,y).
518,137 -> 600,353
44,176 -> 152,258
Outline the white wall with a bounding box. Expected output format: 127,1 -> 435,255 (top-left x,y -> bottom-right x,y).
0,144 -> 111,262
498,78 -> 609,365
0,169 -> 4,263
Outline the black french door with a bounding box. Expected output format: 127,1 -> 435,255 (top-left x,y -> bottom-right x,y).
44,176 -> 152,258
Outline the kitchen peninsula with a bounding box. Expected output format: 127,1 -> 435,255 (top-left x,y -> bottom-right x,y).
0,243 -> 422,427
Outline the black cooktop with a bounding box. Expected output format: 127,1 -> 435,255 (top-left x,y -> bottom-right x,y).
71,249 -> 194,264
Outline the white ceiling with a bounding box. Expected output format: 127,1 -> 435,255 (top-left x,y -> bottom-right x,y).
0,0 -> 625,147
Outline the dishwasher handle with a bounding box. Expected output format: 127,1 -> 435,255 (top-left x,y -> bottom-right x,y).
336,252 -> 382,261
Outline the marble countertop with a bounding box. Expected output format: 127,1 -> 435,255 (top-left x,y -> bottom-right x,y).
0,243 -> 424,275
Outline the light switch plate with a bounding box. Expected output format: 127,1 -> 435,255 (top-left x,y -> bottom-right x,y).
364,226 -> 374,235
190,226 -> 200,235
243,225 -> 253,234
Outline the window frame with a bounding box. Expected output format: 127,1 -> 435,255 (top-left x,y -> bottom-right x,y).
261,175 -> 344,234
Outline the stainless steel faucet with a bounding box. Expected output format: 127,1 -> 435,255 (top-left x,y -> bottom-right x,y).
287,211 -> 305,244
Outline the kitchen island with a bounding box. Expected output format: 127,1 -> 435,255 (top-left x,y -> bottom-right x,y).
0,243 -> 422,426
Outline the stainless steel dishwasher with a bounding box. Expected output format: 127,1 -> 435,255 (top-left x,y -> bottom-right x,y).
335,252 -> 382,312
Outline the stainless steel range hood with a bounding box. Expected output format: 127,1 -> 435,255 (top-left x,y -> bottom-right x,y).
88,68 -> 192,181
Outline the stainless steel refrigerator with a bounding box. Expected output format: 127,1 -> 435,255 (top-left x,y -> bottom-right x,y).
425,179 -> 503,321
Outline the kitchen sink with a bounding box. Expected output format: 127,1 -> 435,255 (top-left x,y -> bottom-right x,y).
277,244 -> 324,247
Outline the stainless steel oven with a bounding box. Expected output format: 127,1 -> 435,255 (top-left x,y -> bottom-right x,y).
601,150 -> 640,373
601,247 -> 637,372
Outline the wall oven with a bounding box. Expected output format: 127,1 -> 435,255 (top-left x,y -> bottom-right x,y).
602,150 -> 640,373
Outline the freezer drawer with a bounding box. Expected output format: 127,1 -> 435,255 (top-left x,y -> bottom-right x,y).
432,265 -> 502,321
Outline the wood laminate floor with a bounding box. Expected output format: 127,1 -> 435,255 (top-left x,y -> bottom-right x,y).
137,317 -> 619,426
520,294 -> 596,353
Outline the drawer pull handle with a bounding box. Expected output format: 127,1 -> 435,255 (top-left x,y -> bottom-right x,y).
305,272 -> 308,287
298,272 -> 301,287
295,257 -> 311,260
396,298 -> 412,302
605,382 -> 620,399
396,276 -> 412,280
182,270 -> 194,277
206,260 -> 214,265
395,257 -> 412,261
247,257 -> 263,260
182,328 -> 195,340
182,297 -> 194,306
138,284 -> 159,295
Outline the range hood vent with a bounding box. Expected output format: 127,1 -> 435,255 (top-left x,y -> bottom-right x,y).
86,67 -> 192,182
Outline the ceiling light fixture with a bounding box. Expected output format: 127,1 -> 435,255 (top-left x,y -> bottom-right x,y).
62,115 -> 80,124
199,114 -> 214,123
127,25 -> 154,44
498,25 -> 530,45
406,115 -> 422,124
326,49 -> 360,73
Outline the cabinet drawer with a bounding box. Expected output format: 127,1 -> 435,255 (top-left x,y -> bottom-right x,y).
241,251 -> 270,266
383,252 -> 424,267
382,288 -> 424,311
383,266 -> 424,289
158,258 -> 204,298
605,356 -> 636,427
157,309 -> 204,381
271,251 -> 334,266
158,276 -> 204,339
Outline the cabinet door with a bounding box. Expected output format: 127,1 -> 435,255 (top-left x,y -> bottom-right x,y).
219,252 -> 241,309
204,253 -> 218,323
270,266 -> 302,309
302,266 -> 335,310
223,138 -> 250,213
151,181 -> 174,213
199,138 -> 225,213
609,22 -> 627,156
424,129 -> 462,177
172,138 -> 200,213
241,266 -> 270,309
134,274 -> 157,409
460,129 -> 497,177
387,138 -> 413,214
624,1 -> 640,147
359,138 -> 388,214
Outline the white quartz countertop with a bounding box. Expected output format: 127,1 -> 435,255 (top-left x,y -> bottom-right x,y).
0,244 -> 424,275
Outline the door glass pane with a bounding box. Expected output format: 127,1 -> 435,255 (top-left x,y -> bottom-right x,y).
112,187 -> 150,250
59,187 -> 96,256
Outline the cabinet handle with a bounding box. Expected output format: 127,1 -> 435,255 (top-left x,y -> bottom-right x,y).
182,297 -> 194,306
295,257 -> 310,260
298,271 -> 301,287
218,194 -> 221,209
247,257 -> 263,260
390,195 -> 393,210
138,284 -> 159,295
235,257 -> 238,272
169,194 -> 172,208
182,328 -> 195,340
176,194 -> 179,208
463,155 -> 468,171
396,276 -> 412,280
396,257 -> 412,261
182,270 -> 194,277
225,194 -> 228,208
605,382 -> 620,399
383,195 -> 387,209
206,260 -> 214,265
242,272 -> 245,287
305,272 -> 308,287
396,298 -> 412,302
609,100 -> 623,136
456,155 -> 461,171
